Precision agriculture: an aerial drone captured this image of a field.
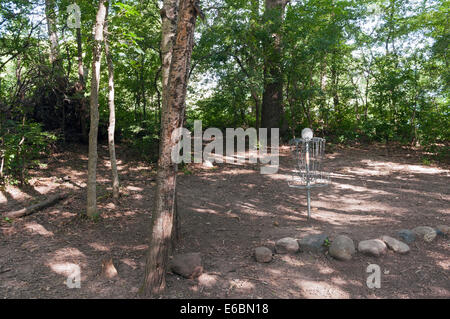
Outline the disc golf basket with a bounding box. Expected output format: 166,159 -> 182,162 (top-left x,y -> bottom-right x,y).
289,128 -> 330,219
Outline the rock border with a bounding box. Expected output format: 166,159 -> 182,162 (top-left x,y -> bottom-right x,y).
254,224 -> 447,263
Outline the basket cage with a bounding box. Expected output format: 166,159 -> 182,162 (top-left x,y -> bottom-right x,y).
289,137 -> 330,188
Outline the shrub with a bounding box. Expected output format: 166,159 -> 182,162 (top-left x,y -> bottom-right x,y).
0,121 -> 57,185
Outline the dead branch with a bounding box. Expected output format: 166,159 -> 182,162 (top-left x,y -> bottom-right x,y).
3,193 -> 69,219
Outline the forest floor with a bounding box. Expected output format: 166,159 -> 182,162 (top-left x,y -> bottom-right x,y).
0,142 -> 449,299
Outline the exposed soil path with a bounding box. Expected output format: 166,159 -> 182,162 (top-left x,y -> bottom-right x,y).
1,143 -> 449,298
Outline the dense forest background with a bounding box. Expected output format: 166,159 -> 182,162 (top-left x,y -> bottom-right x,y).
0,0 -> 448,185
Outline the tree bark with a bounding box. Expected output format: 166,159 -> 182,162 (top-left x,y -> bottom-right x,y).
86,0 -> 108,218
104,7 -> 120,202
160,0 -> 180,110
143,0 -> 200,296
160,0 -> 180,247
154,66 -> 162,128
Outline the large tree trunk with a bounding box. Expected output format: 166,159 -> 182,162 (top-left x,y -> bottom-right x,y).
86,0 -> 108,218
261,0 -> 288,138
143,0 -> 200,296
104,8 -> 120,202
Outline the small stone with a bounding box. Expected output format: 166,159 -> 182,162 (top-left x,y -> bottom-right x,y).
202,160 -> 214,168
197,273 -> 218,288
412,226 -> 437,242
380,235 -> 410,254
436,225 -> 450,236
171,253 -> 203,279
397,229 -> 416,243
358,239 -> 387,257
298,233 -> 329,252
275,237 -> 299,254
101,258 -> 118,279
254,247 -> 272,263
329,235 -> 355,261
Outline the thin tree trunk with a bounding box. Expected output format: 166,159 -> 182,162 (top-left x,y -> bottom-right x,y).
364,75 -> 369,122
77,28 -> 84,86
45,0 -> 60,69
18,114 -> 26,186
410,104 -> 417,145
104,7 -> 120,202
232,54 -> 260,134
160,0 -> 180,247
253,92 -> 260,132
76,26 -> 89,142
142,0 -> 200,296
141,56 -> 147,120
45,0 -> 66,141
135,69 -> 141,122
86,0 -> 108,218
0,131 -> 5,179
331,51 -> 340,122
160,0 -> 180,110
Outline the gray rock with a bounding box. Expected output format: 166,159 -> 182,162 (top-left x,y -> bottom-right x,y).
380,235 -> 410,254
298,233 -> 329,252
397,229 -> 416,243
254,247 -> 272,263
436,225 -> 450,236
358,239 -> 387,257
412,226 -> 437,242
328,235 -> 355,261
275,237 -> 299,254
171,253 -> 203,279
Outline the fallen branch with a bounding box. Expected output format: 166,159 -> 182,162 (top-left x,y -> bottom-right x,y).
3,193 -> 69,219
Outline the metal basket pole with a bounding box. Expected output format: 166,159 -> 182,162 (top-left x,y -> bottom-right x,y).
305,141 -> 311,219
288,128 -> 330,220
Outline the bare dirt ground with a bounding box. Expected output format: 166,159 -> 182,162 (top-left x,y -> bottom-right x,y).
1,143 -> 449,299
